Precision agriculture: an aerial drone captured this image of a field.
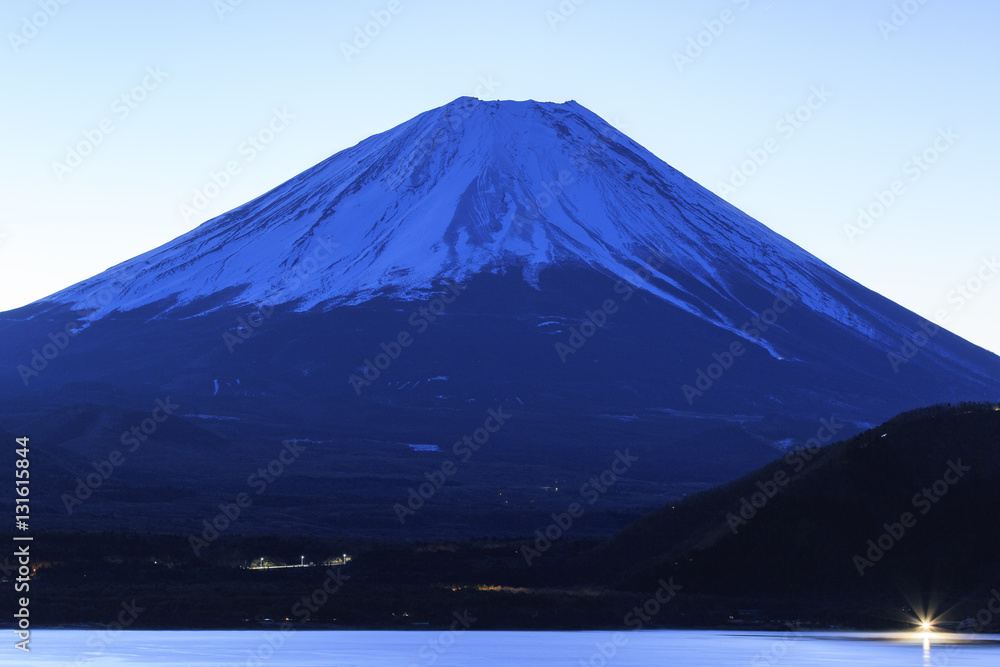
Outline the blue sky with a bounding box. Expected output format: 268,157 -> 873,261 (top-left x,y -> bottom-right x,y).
2,0 -> 998,353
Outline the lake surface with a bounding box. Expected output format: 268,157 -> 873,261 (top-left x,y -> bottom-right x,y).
7,629 -> 1000,665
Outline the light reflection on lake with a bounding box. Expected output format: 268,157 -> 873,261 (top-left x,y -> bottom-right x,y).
6,629 -> 1000,666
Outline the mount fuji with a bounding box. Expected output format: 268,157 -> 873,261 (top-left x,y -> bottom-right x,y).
18,98 -> 924,339
2,97 -> 998,537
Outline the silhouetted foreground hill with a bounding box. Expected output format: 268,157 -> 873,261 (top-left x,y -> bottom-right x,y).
5,403 -> 999,629
584,402 -> 1000,619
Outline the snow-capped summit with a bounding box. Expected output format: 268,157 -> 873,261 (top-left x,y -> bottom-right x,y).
43,98 -> 874,347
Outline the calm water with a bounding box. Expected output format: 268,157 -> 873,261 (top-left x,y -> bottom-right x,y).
7,629 -> 1000,666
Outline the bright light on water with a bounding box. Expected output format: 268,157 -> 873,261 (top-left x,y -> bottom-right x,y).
5,630 -> 1000,666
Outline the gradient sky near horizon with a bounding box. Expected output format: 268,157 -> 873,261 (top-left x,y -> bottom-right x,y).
2,0 -> 998,353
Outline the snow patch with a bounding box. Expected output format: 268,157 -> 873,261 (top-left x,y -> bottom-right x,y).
406,444 -> 440,452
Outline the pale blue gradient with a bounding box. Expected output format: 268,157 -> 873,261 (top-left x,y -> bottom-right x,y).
1,0 -> 997,353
